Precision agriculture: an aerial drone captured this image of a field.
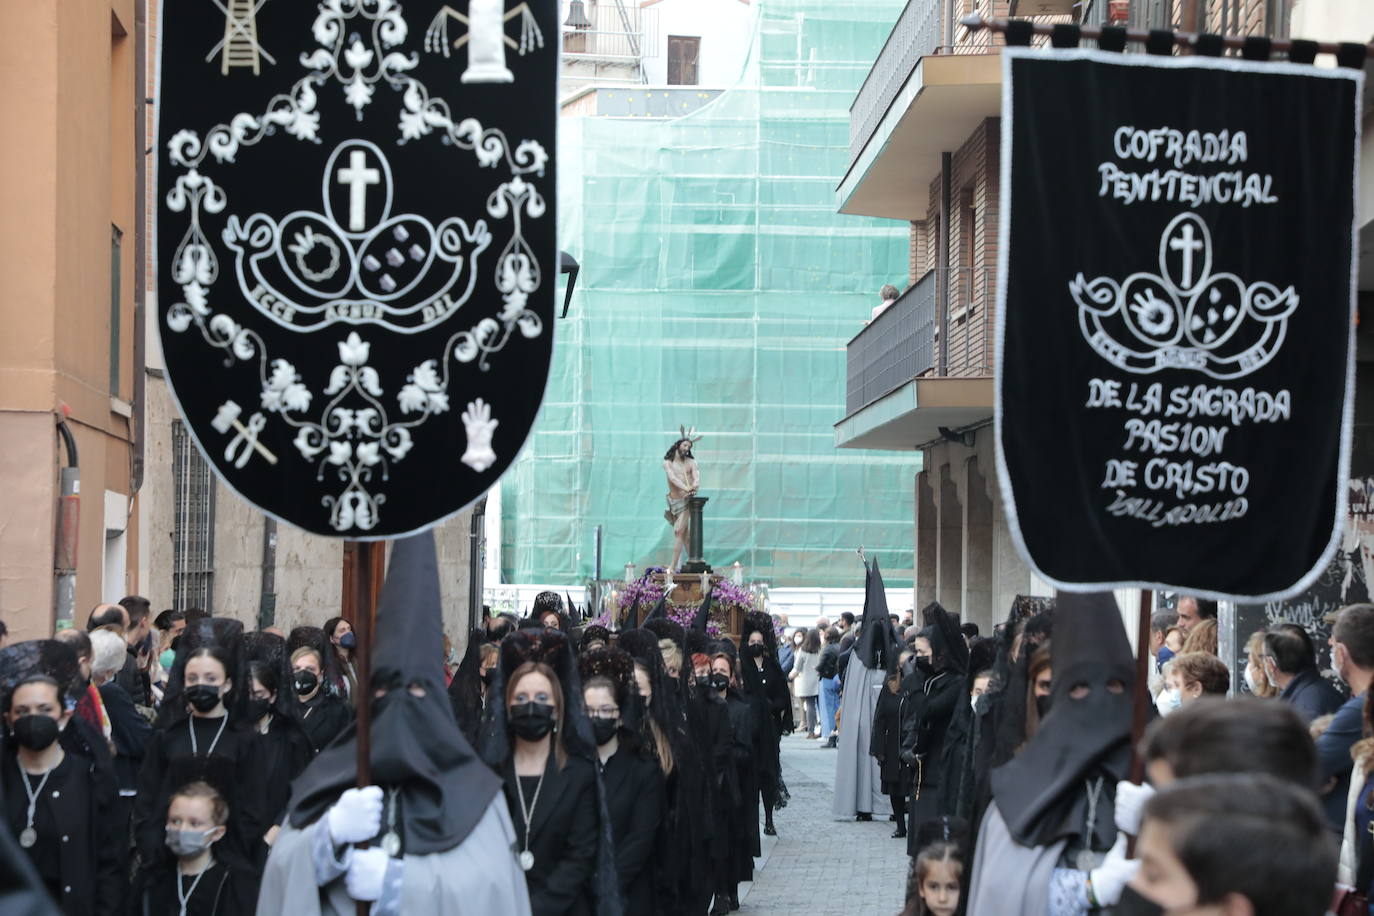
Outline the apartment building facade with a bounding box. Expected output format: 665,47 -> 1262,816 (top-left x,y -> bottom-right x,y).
834,0 -> 1374,633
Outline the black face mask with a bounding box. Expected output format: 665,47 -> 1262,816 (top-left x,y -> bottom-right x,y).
695,675 -> 713,692
590,717 -> 618,746
184,685 -> 223,714
508,702 -> 555,741
711,673 -> 730,692
1035,693 -> 1052,719
480,669 -> 494,686
1111,885 -> 1164,916
294,671 -> 319,696
915,657 -> 935,676
12,715 -> 60,751
747,643 -> 766,658
246,698 -> 272,722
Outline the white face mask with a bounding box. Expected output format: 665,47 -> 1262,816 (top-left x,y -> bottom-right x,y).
1155,688 -> 1181,716
1244,665 -> 1261,694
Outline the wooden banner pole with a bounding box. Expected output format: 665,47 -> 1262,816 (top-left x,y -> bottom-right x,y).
345,540 -> 384,916
1129,588 -> 1154,785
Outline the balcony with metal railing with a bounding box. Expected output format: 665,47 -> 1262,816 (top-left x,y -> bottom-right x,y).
560,0 -> 656,64
838,267 -> 996,450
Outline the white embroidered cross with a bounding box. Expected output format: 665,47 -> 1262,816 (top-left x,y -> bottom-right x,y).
337,150 -> 379,232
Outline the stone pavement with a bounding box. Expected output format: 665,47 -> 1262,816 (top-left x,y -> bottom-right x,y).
737,733 -> 909,915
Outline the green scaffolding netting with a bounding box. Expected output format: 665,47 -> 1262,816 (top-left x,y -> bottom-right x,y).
502,0 -> 917,588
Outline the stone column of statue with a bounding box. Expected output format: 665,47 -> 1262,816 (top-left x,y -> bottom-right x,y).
663,426 -> 701,571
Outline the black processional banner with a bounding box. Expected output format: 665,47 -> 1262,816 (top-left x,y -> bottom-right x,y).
995,48 -> 1361,601
156,0 -> 555,537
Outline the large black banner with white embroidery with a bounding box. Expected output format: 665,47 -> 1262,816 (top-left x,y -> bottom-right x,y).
995,49 -> 1361,601
156,0 -> 555,537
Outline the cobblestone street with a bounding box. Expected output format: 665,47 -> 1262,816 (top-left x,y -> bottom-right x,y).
738,733 -> 908,915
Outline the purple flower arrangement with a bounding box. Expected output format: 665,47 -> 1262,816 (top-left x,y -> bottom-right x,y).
610,570 -> 757,636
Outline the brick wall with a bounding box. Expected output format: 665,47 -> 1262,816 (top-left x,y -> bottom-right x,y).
914,117 -> 999,377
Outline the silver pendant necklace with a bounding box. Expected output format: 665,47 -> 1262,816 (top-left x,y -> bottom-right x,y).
381,787 -> 402,857
188,714 -> 228,757
514,768 -> 547,872
16,754 -> 59,849
1075,776 -> 1106,871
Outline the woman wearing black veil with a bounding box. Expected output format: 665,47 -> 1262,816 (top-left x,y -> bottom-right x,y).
617,627 -> 706,916
133,618 -> 267,879
738,611 -> 790,838
900,602 -> 968,855
479,627 -> 622,916
709,646 -> 765,913
284,627 -> 352,754
242,631 -> 312,848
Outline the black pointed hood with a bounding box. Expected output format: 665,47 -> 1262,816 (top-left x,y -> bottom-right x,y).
288,532 -> 500,855
624,594 -> 641,630
920,601 -> 969,676
692,589 -> 714,633
991,591 -> 1134,849
856,558 -> 902,670
643,593 -> 668,623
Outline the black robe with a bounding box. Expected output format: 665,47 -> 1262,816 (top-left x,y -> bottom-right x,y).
870,685 -> 911,796
688,687 -> 732,906
131,715 -> 267,873
1,746 -> 123,916
601,739 -> 664,914
139,858 -> 259,916
902,668 -> 961,856
722,690 -> 763,886
256,714 -> 312,832
295,692 -> 351,754
502,753 -> 599,916
742,655 -> 789,809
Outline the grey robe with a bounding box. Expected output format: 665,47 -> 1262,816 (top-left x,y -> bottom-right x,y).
257,794 -> 532,915
965,803 -> 1065,916
830,651 -> 891,818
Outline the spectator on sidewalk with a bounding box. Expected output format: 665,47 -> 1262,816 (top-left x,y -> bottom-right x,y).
818,627 -> 843,748
1316,604 -> 1374,832
1265,623 -> 1344,724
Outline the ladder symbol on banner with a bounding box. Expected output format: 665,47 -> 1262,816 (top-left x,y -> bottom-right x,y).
205,0 -> 277,76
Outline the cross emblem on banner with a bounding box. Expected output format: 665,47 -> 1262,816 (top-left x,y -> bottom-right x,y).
337,150 -> 380,232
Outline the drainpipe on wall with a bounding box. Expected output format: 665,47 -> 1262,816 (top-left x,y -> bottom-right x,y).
467,498 -> 487,633
132,0 -> 147,495
54,408 -> 80,631
938,151 -> 952,375
258,516 -> 277,630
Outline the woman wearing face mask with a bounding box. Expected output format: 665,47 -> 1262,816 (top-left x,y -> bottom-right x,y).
448,632 -> 500,747
500,660 -> 599,914
322,616 -> 358,704
141,780 -> 258,914
738,613 -> 791,837
899,608 -> 969,856
2,671 -> 123,914
581,653 -> 664,914
133,637 -> 267,875
245,658 -> 311,847
289,646 -> 351,754
689,649 -> 734,916
712,650 -> 764,913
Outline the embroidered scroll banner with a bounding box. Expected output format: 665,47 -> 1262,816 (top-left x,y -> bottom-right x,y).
994,48 -> 1361,601
156,0 -> 555,537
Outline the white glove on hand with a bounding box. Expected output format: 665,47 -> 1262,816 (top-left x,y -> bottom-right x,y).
345,847 -> 389,902
1114,781 -> 1156,837
1090,834 -> 1140,907
327,786 -> 384,846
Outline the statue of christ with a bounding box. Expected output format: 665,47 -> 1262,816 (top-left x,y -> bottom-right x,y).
663,427 -> 701,571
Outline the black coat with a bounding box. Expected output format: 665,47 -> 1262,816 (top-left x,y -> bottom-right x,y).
98,680 -> 152,793
869,685 -> 911,793
132,715 -> 267,870
2,746 -> 123,916
139,859 -> 259,916
256,714 -> 312,831
601,740 -> 664,914
722,691 -> 763,885
503,753 -> 599,916
116,649 -> 148,707
296,692 -> 351,754
901,669 -> 963,856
